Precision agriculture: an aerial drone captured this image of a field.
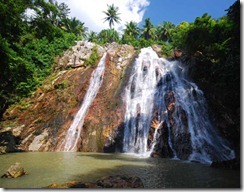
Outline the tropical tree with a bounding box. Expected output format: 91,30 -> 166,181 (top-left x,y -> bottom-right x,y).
156,21 -> 175,42
121,21 -> 140,45
123,21 -> 140,38
29,0 -> 63,39
1,0 -> 32,40
103,4 -> 121,29
87,31 -> 98,42
140,18 -> 156,40
98,29 -> 120,43
57,2 -> 70,21
64,17 -> 88,39
171,21 -> 190,48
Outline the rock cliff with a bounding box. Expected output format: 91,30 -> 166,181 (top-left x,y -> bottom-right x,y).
0,41 -> 136,152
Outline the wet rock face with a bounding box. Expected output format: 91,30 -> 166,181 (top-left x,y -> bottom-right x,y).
79,44 -> 135,152
174,48 -> 184,58
164,91 -> 192,159
148,90 -> 192,159
1,162 -> 27,178
103,123 -> 125,153
151,44 -> 162,56
2,67 -> 93,152
150,122 -> 174,158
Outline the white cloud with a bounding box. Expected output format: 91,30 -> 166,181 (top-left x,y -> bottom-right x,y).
56,0 -> 150,33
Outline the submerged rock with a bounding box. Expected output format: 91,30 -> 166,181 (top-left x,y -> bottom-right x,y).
46,175 -> 144,188
96,175 -> 144,188
46,181 -> 88,188
1,162 -> 28,178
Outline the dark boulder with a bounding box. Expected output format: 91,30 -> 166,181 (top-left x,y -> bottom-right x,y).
46,175 -> 144,188
0,131 -> 20,154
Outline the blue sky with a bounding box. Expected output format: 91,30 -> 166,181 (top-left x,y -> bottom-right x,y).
56,0 -> 238,32
143,0 -> 237,26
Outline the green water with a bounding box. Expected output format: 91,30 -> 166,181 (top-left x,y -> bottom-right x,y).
0,152 -> 240,188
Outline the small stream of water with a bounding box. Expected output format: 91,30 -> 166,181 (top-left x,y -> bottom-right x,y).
58,53 -> 107,152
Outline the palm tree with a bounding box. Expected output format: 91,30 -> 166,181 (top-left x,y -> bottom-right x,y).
124,21 -> 140,38
103,4 -> 121,29
141,18 -> 156,40
57,2 -> 70,20
64,17 -> 88,38
156,21 -> 175,42
87,31 -> 98,42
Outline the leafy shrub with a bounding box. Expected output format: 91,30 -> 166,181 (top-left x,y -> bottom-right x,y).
85,45 -> 100,66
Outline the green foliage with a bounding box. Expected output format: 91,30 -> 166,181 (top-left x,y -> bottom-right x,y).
0,0 -> 31,42
63,17 -> 88,39
123,21 -> 140,39
0,0 -> 80,118
4,122 -> 18,128
170,21 -> 190,49
54,79 -> 69,90
121,34 -> 137,45
169,1 -> 240,123
85,46 -> 100,66
161,42 -> 174,57
21,33 -> 77,79
19,99 -> 32,111
87,31 -> 98,43
137,38 -> 156,48
98,29 -> 120,44
156,21 -> 175,42
141,18 -> 157,40
0,35 -> 34,103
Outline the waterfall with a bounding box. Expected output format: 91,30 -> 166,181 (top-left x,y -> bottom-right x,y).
123,48 -> 160,156
122,47 -> 235,163
58,53 -> 107,152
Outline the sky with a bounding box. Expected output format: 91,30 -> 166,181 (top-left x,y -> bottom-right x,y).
56,0 -> 238,33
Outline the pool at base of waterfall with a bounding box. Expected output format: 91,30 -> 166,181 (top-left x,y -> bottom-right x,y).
0,152 -> 240,188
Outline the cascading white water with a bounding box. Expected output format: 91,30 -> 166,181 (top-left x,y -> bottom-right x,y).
59,53 -> 107,152
123,48 -> 163,156
123,47 -> 235,163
